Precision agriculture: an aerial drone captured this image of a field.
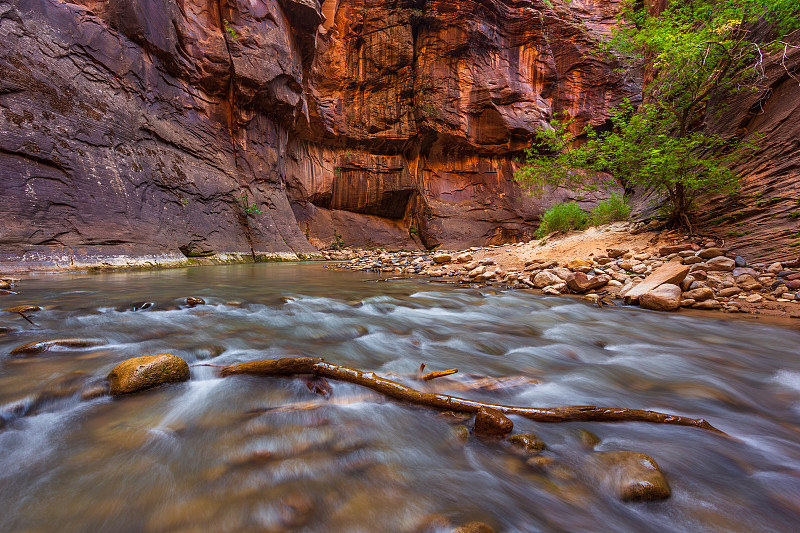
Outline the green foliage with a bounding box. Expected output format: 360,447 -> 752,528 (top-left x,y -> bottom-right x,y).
515,0 -> 799,228
223,19 -> 238,41
536,201 -> 588,237
304,224 -> 311,241
589,192 -> 631,225
331,229 -> 345,250
234,190 -> 265,215
408,224 -> 419,238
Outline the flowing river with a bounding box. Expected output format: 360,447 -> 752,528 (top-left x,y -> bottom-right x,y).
1,263 -> 799,532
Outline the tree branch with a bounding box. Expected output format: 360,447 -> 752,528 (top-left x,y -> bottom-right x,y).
220,357 -> 726,434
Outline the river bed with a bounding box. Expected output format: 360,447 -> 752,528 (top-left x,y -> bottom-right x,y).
1,263 -> 799,532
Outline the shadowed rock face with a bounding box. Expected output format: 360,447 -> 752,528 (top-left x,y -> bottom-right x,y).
1,0 -> 637,266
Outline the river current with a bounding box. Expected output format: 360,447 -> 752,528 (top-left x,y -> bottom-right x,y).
1,263 -> 799,532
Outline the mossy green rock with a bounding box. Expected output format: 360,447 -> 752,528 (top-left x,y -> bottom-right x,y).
108,354 -> 189,395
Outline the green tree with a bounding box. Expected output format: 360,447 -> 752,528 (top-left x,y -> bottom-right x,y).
515,0 -> 799,229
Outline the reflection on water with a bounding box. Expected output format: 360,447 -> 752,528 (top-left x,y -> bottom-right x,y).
1,263 -> 800,532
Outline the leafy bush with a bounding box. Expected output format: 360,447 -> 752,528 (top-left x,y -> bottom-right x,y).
589,192 -> 631,226
537,201 -> 587,237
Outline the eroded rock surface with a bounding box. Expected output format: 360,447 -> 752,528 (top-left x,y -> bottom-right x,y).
1,0 -> 636,266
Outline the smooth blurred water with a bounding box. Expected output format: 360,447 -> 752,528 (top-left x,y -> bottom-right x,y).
1,262 -> 799,532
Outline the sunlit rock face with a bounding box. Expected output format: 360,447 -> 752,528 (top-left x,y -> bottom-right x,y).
1,0 -> 636,264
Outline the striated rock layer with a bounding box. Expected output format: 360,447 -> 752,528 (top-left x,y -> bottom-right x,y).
0,0 -> 637,267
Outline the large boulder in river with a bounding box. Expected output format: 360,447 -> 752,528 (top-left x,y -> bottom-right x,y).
107,354 -> 190,395
590,451 -> 671,501
639,284 -> 682,311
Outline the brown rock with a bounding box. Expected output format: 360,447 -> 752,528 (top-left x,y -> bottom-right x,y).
10,338 -> 105,357
533,270 -> 563,288
186,296 -> 205,307
3,305 -> 41,314
692,299 -> 722,310
682,287 -> 714,301
624,263 -> 690,303
433,253 -> 453,264
565,272 -> 609,293
455,253 -> 473,263
453,522 -> 495,533
107,354 -> 190,395
717,287 -> 742,297
606,248 -> 627,258
567,259 -> 593,270
473,407 -> 513,437
736,275 -> 762,291
508,433 -> 546,454
659,244 -> 692,255
706,256 -> 735,272
696,247 -> 727,259
591,451 -> 671,501
639,284 -> 682,311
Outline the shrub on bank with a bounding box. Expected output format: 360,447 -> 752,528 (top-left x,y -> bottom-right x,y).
589,192 -> 631,226
536,201 -> 587,237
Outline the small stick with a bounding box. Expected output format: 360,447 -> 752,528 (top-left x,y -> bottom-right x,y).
18,313 -> 35,326
422,368 -> 458,381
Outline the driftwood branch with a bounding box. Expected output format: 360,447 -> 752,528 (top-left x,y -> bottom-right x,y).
220,357 -> 725,434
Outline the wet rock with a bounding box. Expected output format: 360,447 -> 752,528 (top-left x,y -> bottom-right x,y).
624,263 -> 690,303
452,522 -> 498,533
433,253 -> 453,264
453,523 -> 496,533
107,354 -> 190,395
118,301 -> 155,312
508,433 -> 546,454
278,491 -> 315,528
0,281 -> 10,290
533,270 -> 562,288
473,407 -> 513,437
565,272 -> 608,293
681,298 -> 696,307
578,429 -> 601,449
186,296 -> 205,307
706,256 -> 735,272
682,287 -> 714,301
3,305 -> 41,314
542,286 -> 561,295
10,338 -> 105,357
591,451 -> 671,501
81,384 -> 110,400
639,284 -> 682,311
696,247 -> 727,259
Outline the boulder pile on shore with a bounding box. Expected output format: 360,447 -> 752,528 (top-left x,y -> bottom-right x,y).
329,239 -> 800,317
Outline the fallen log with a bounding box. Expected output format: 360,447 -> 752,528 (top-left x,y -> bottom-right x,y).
220,357 -> 725,434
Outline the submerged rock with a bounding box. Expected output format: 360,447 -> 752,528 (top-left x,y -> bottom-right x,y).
10,338 -> 105,357
453,522 -> 496,533
473,407 -> 513,437
590,451 -> 671,501
107,354 -> 190,395
508,433 -> 546,454
186,296 -> 205,307
3,305 -> 41,314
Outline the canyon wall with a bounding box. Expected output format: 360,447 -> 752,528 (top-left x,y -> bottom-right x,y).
0,0 -> 635,268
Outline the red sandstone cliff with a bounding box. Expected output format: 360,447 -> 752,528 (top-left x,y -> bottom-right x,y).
1,1 -> 794,266
0,0 -> 635,267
